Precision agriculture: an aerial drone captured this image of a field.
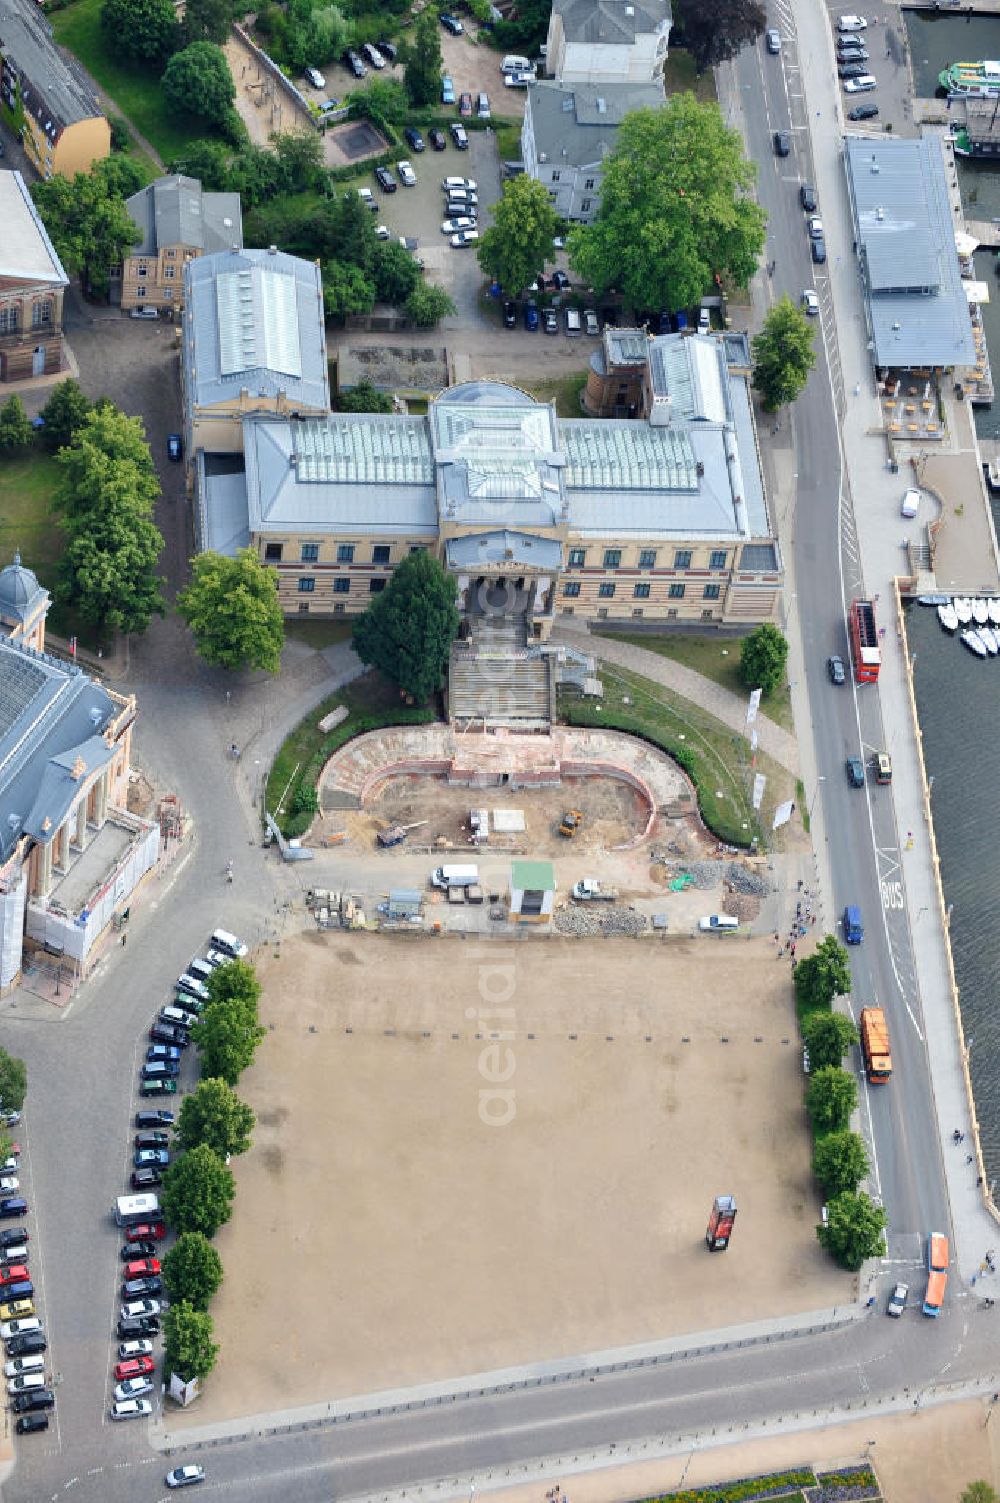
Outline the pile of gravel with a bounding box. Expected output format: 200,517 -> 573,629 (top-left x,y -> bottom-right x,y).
555,905 -> 648,937
725,862 -> 771,897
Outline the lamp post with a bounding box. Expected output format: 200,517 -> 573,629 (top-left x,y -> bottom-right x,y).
809,775 -> 826,822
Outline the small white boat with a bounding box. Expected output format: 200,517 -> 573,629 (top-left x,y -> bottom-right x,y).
988,598 -> 1000,626
962,629 -> 988,657
938,602 -> 959,632
919,594 -> 952,606
981,625 -> 998,654
973,597 -> 990,625
954,597 -> 974,624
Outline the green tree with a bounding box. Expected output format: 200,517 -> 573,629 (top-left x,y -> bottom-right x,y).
322,260 -> 376,318
817,1189 -> 886,1270
738,622 -> 788,697
162,42 -> 236,126
568,96 -> 766,314
404,283 -> 456,328
676,0 -> 767,73
357,77 -> 409,128
335,382 -> 393,414
206,957 -> 260,1010
0,1050 -> 27,1112
310,4 -> 349,64
0,396 -> 33,454
162,1231 -> 224,1310
272,129 -> 325,194
177,1076 -> 256,1159
352,549 -> 459,702
182,0 -> 233,45
812,1130 -> 868,1199
160,1144 -> 236,1238
751,296 -> 817,411
177,548 -> 285,672
478,176 -> 559,295
802,1010 -> 858,1072
371,241 -> 421,305
97,155 -> 147,200
167,138 -> 234,191
794,935 -> 853,1015
101,0 -> 178,64
806,1065 -> 858,1138
31,167 -> 142,299
109,116 -> 131,152
163,1301 -> 219,1382
491,0 -> 548,55
961,1485 -> 1000,1503
193,998 -> 266,1085
403,7 -> 443,109
330,190 -> 378,269
39,379 -> 92,453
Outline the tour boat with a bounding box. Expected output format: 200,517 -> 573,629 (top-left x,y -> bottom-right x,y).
939,60 -> 1000,98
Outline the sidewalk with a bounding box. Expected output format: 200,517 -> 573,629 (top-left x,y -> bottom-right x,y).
550,620 -> 800,774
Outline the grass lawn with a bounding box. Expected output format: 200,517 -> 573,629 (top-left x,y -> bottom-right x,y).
49,0 -> 218,163
661,49 -> 718,103
604,630 -> 794,734
527,371 -> 588,418
0,451 -> 64,587
284,618 -> 355,650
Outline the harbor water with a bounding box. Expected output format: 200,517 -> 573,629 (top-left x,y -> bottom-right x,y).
906,603 -> 1000,1192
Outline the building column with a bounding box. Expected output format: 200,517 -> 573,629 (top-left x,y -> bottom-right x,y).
36,841 -> 53,899
94,772 -> 109,829
55,822 -> 71,872
75,800 -> 87,851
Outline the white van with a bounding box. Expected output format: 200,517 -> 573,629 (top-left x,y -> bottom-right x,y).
698,914 -> 740,933
115,1193 -> 160,1227
431,865 -> 480,889
501,54 -> 532,74
843,75 -> 877,92
210,928 -> 247,958
900,487 -> 920,518
837,14 -> 868,30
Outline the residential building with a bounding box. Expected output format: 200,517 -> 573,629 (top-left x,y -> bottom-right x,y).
0,556 -> 155,992
0,169 -> 69,383
521,80 -> 665,222
181,246 -> 330,482
112,174 -> 244,313
545,0 -> 671,83
0,0 -> 109,178
197,331 -> 781,629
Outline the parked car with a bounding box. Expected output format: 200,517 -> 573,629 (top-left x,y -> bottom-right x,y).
6,1333 -> 45,1358
765,28 -> 780,52
773,131 -> 790,156
136,1111 -> 174,1130
1,1318 -> 39,1341
839,61 -> 867,78
843,75 -> 877,93
0,1200 -> 26,1220
122,1274 -> 162,1298
376,39 -> 397,60
123,1258 -> 161,1280
0,1302 -> 34,1324
13,1389 -> 53,1413
117,1316 -> 160,1339
304,66 -> 325,89
125,1222 -> 166,1243
141,1060 -> 180,1079
847,102 -> 879,120
161,1005 -> 197,1029
118,1339 -> 154,1360
130,308 -> 159,320
459,91 -> 473,116
845,756 -> 865,788
131,1169 -> 162,1191
111,1397 -> 153,1421
0,1267 -> 29,1288
375,166 -> 397,193
8,1373 -> 46,1394
343,49 -> 366,78
114,1356 -> 154,1382
449,124 -> 469,148
428,127 -> 446,150
442,217 -> 476,234
404,127 -> 425,152
166,434 -> 182,462
4,1355 -> 44,1378
15,1413 -> 48,1433
503,300 -> 517,327
827,654 -> 846,685
523,300 -> 539,331
176,974 -> 208,1002
564,307 -> 582,335
476,92 -> 490,118
121,1241 -> 157,1261
583,308 -> 600,336
443,176 -> 476,192
698,306 -> 711,333
440,12 -> 464,33
450,230 -> 479,247
135,1131 -> 170,1148
504,70 -> 534,87
807,215 -> 824,240
397,160 -> 417,186
837,43 -> 869,59
811,236 -> 827,264
0,1230 -> 26,1251
801,289 -> 819,316
800,183 -> 817,211
145,1049 -> 180,1067
441,75 -> 455,104
542,307 -> 558,335
150,1024 -> 188,1048
166,1466 -> 206,1489
356,187 -> 378,212
837,13 -> 868,30
121,1299 -> 161,1322
361,42 -> 384,70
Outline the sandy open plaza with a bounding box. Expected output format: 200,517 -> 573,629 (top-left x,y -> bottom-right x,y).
178,929 -> 848,1426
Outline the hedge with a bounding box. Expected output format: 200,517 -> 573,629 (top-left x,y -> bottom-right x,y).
635,1469 -> 817,1503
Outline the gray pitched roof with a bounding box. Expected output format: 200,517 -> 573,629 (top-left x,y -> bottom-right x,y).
0,172 -> 69,287
845,134 -> 976,369
552,0 -> 671,44
528,80 -> 665,168
0,640 -> 118,859
0,0 -> 103,130
182,248 -> 329,413
126,175 -> 243,258
0,554 -> 49,629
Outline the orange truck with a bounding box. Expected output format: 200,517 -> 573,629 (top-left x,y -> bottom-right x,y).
849,599 -> 881,683
860,1006 -> 892,1084
923,1233 -> 949,1317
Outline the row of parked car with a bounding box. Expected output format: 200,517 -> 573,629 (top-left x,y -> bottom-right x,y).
0,1120 -> 57,1436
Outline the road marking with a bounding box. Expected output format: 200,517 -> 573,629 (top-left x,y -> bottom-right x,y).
880,879 -> 904,910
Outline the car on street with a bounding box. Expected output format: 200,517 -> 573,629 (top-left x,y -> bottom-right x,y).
887,1281 -> 908,1317
838,61 -> 867,77
503,300 -> 517,327
145,1046 -> 180,1064
837,42 -> 869,59
428,127 -> 446,150
134,1147 -> 170,1169
15,1413 -> 48,1433
827,654 -> 846,685
7,1333 -> 45,1358
449,123 -> 469,148
773,130 -> 790,156
450,229 -> 479,247
136,1111 -> 174,1130
799,184 -> 817,211
121,1241 -> 157,1260
111,1397 -> 153,1421
848,102 -> 879,119
845,756 -> 865,788
1,1317 -> 39,1341
115,1375 -> 154,1403
135,1130 -> 170,1147
150,1024 -> 188,1048
375,166 -> 397,193
843,75 -> 877,92
0,1229 -> 26,1251
118,1339 -> 153,1360
441,75 -> 455,104
142,1059 -> 180,1079
13,1389 -> 53,1412
442,217 -> 476,234
811,237 -> 827,264
0,1267 -> 29,1288
167,1465 -> 206,1488
404,127 -> 425,152
801,289 -> 819,316
0,1199 -> 26,1219
115,1355 -> 154,1382
4,1355 -> 43,1378
123,1258 -> 161,1280
397,160 -> 417,186
117,1316 -> 160,1339
126,1221 -> 165,1243
765,27 -> 780,52
459,91 -> 473,116
807,216 -> 823,239
584,308 -> 600,336
121,1299 -> 161,1322
122,1274 -> 163,1297
837,13 -> 868,28
440,12 -> 463,33
167,434 -> 182,462
131,1168 -> 162,1190
542,307 -> 558,334
6,1370 -> 43,1395
0,1300 -> 33,1322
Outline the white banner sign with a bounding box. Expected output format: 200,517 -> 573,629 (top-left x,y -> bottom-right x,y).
772,798 -> 795,830
746,689 -> 762,725
750,729 -> 758,754
752,774 -> 767,810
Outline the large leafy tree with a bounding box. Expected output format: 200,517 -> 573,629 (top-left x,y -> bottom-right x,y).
806,1066 -> 858,1138
817,1190 -> 886,1270
54,406 -> 165,636
794,935 -> 853,1015
752,296 -> 817,411
335,383 -> 393,414
178,1076 -> 255,1159
322,261 -> 376,319
177,548 -> 285,673
0,397 -> 33,454
162,1231 -> 224,1310
478,177 -> 559,296
371,242 -> 421,306
403,8 -> 443,109
738,622 -> 788,697
802,1011 -> 858,1072
812,1130 -> 868,1199
164,1302 -> 219,1382
272,130 -> 325,195
0,1050 -> 27,1112
182,0 -> 232,45
38,380 -> 92,453
162,42 -> 236,126
352,550 -> 459,702
160,1144 -> 236,1238
568,97 -> 766,314
358,78 -> 410,128
193,963 -> 266,1086
101,0 -> 178,64
31,163 -> 143,299
405,283 -> 455,328
675,0 -> 767,74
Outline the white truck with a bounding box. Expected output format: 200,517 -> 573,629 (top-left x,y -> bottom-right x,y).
572,879 -> 619,902
115,1193 -> 160,1227
431,864 -> 479,890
